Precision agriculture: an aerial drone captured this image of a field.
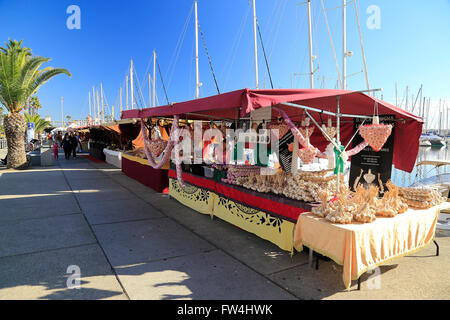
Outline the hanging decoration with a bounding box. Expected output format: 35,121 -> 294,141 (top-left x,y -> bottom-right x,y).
297,144 -> 319,164
273,106 -> 371,168
269,121 -> 289,139
172,118 -> 186,189
141,119 -> 175,169
148,125 -> 168,157
141,115 -> 186,188
273,107 -> 308,147
299,118 -> 314,139
321,118 -> 336,140
346,141 -> 369,156
359,101 -> 393,152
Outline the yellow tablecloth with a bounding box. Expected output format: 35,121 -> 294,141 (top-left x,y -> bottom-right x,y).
293,204 -> 444,290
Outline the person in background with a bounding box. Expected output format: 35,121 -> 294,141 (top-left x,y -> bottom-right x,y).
75,133 -> 81,152
70,132 -> 78,158
62,133 -> 72,160
52,140 -> 59,160
54,132 -> 62,148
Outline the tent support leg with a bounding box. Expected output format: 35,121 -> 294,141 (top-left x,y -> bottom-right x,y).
434,240 -> 439,256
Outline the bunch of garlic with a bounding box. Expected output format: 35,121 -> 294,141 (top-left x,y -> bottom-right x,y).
399,186 -> 445,209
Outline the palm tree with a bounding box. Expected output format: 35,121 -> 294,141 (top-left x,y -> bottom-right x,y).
29,95 -> 42,115
0,39 -> 71,168
24,113 -> 51,138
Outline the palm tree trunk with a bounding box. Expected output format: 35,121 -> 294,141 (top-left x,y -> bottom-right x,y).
4,113 -> 27,169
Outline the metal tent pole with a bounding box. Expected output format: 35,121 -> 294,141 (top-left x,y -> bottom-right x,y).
336,96 -> 341,192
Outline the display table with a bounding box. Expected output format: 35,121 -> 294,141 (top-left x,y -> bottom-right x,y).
293,204 -> 446,290
122,154 -> 169,193
103,148 -> 122,169
89,142 -> 107,161
168,169 -> 313,252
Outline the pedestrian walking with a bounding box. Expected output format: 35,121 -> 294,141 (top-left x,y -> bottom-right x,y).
54,132 -> 62,148
62,133 -> 72,160
52,141 -> 59,160
70,132 -> 78,158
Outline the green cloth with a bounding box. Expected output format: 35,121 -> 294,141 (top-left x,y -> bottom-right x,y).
255,143 -> 271,167
213,169 -> 227,182
233,142 -> 244,162
334,145 -> 345,174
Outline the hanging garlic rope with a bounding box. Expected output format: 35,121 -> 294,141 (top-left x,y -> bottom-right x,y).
141,118 -> 175,169
141,115 -> 186,188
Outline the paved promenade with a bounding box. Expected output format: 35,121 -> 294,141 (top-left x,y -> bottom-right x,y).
0,155 -> 449,300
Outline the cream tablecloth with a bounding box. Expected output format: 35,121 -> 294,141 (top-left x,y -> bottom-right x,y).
293,203 -> 448,290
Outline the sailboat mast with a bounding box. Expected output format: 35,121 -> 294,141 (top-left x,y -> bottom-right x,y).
88,91 -> 91,117
148,74 -> 151,108
100,83 -> 104,122
61,96 -> 64,128
126,75 -> 129,110
342,0 -> 347,90
92,86 -> 95,121
96,90 -> 100,123
153,50 -> 157,107
307,0 -> 314,89
120,86 -> 123,114
130,60 -> 134,109
195,0 -> 200,98
252,0 -> 259,89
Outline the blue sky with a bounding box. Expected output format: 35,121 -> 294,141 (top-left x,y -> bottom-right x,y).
1,0 -> 449,128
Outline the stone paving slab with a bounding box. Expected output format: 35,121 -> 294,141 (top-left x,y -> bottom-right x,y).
115,250 -> 296,300
92,218 -> 214,268
0,214 -> 97,258
0,244 -> 126,300
80,197 -> 164,225
269,236 -> 450,299
1,157 -> 449,300
67,177 -> 120,191
0,193 -> 79,212
74,189 -> 138,205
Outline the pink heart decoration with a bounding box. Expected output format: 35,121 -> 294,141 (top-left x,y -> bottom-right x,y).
299,126 -> 314,139
297,145 -> 319,164
270,123 -> 289,139
359,124 -> 392,152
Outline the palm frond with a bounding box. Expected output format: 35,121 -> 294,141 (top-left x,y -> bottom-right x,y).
27,68 -> 72,97
0,40 -> 70,113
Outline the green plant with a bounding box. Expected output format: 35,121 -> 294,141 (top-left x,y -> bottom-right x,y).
0,39 -> 71,168
24,113 -> 51,137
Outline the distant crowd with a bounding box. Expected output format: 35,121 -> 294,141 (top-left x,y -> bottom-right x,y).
49,132 -> 81,160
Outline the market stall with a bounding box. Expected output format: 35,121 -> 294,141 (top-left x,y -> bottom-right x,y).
118,119 -> 171,192
120,88 -> 445,289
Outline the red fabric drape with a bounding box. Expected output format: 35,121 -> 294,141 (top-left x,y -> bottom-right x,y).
122,89 -> 422,172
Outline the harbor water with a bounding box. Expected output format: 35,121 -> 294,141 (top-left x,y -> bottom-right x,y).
391,145 -> 450,187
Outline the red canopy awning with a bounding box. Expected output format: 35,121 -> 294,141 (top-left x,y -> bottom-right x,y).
121,88 -> 423,172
